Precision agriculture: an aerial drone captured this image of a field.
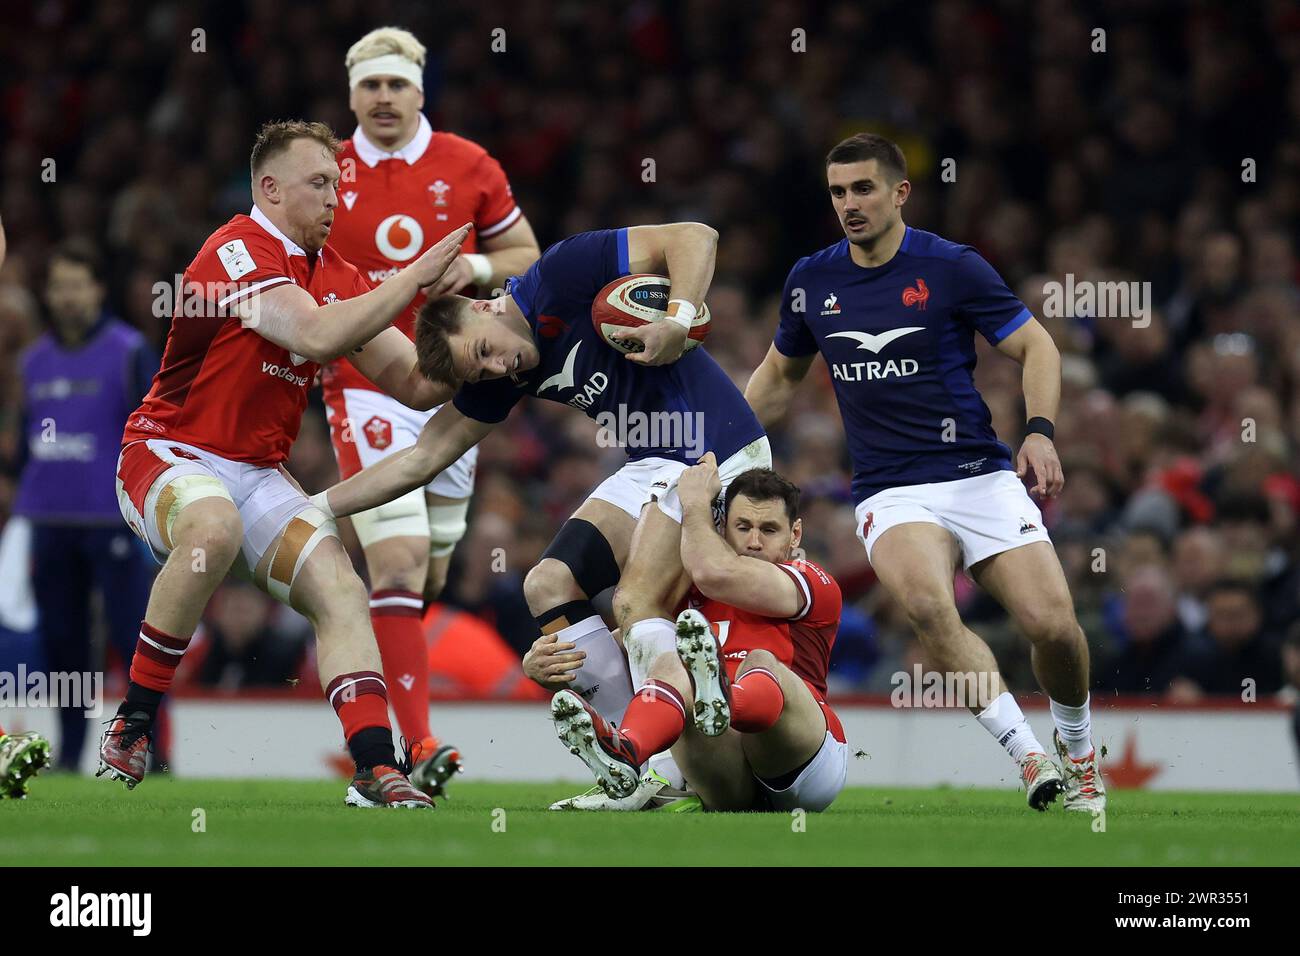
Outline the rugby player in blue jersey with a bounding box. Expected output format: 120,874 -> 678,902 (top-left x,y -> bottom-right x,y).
310,224 -> 770,809
746,133 -> 1104,812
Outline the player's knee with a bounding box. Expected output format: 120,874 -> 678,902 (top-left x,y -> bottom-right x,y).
901,592 -> 962,638
523,558 -> 582,614
174,503 -> 242,569
1018,604 -> 1082,647
366,542 -> 427,594
739,649 -> 781,675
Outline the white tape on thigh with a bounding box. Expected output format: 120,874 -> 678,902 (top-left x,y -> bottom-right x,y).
349,486 -> 428,550
154,474 -> 234,553
427,499 -> 470,557
259,505 -> 338,604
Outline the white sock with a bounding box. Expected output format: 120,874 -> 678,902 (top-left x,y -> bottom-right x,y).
976,692 -> 1046,765
624,617 -> 687,788
1050,695 -> 1094,760
558,615 -> 634,724
623,617 -> 677,690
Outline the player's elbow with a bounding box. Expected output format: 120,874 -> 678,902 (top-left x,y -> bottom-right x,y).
683,221 -> 719,247
1008,321 -> 1058,366
689,563 -> 734,602
294,323 -> 341,365
400,378 -> 441,412
1034,327 -> 1062,362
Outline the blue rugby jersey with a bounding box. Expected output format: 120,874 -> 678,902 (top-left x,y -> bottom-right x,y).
775,227 -> 1031,504
454,228 -> 765,464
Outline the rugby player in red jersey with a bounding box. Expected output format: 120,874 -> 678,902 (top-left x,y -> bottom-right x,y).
101,120 -> 469,808
552,462 -> 847,811
323,27 -> 540,796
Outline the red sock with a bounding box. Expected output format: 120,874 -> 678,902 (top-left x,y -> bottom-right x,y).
370,590 -> 434,747
731,667 -> 784,733
325,671 -> 391,740
129,621 -> 192,693
619,680 -> 686,762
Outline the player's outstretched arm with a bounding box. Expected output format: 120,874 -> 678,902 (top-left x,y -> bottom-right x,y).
312,402 -> 492,518
240,223 -> 471,363
744,345 -> 815,429
425,216 -> 542,297
677,453 -> 805,618
995,317 -> 1064,498
614,222 -> 719,365
346,326 -> 453,411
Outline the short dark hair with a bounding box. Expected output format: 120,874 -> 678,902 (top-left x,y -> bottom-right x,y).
724,468 -> 801,526
415,295 -> 470,386
49,238 -> 104,284
249,120 -> 340,177
825,132 -> 908,183
1206,578 -> 1260,604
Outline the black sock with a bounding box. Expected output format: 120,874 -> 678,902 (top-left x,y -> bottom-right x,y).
120,683 -> 165,722
348,727 -> 397,773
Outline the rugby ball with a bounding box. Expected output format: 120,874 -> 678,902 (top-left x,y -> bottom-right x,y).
592,274 -> 711,354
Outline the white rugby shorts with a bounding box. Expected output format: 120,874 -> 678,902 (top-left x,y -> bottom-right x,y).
855,470 -> 1052,570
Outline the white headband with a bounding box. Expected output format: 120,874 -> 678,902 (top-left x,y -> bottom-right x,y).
348,54 -> 423,91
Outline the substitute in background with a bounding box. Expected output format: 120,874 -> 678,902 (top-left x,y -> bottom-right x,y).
11,240 -> 159,771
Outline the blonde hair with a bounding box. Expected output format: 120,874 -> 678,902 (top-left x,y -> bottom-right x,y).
345,27 -> 427,71
250,120 -> 340,176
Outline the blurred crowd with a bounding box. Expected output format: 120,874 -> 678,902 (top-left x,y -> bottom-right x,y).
2,0 -> 1299,702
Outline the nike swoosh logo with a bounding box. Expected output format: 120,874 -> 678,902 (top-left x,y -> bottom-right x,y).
538,341 -> 582,393
826,327 -> 925,353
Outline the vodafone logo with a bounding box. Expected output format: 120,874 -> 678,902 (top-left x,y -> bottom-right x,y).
261,361 -> 310,387
375,214 -> 423,262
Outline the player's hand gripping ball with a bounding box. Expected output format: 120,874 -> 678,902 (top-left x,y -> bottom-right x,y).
592,274 -> 711,356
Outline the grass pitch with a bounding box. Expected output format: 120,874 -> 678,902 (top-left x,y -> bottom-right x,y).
2,776 -> 1296,866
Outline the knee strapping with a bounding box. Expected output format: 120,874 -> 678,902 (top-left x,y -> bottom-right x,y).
155,474 -> 233,552
349,487 -> 427,550
257,506 -> 338,603
427,500 -> 470,557
539,518 -> 620,598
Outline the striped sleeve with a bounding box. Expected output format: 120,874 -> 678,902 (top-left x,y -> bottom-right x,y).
192,227 -> 293,311
776,563 -> 814,621
475,152 -> 522,239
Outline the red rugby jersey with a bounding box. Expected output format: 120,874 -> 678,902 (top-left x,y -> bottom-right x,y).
686,558 -> 842,696
123,206 -> 370,466
321,115 -> 519,399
